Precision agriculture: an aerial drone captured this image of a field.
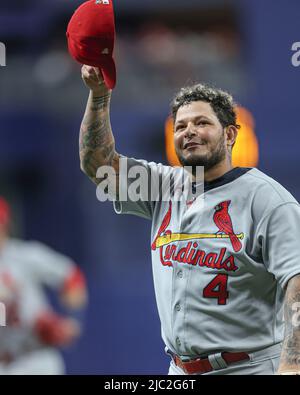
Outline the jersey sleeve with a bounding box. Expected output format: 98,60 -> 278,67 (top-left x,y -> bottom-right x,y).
113,157 -> 178,220
258,202 -> 300,288
25,241 -> 75,290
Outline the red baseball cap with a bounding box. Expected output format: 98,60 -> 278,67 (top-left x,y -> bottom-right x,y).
0,197 -> 10,227
67,0 -> 116,89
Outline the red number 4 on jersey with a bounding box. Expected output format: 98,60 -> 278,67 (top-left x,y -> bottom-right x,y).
203,274 -> 229,305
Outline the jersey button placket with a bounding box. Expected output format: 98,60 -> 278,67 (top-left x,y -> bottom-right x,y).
172,238 -> 186,354
177,269 -> 183,278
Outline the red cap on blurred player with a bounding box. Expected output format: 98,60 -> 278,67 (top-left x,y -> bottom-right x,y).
0,197 -> 10,227
66,0 -> 116,89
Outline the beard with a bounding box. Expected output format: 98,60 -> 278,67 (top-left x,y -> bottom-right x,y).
176,134 -> 227,171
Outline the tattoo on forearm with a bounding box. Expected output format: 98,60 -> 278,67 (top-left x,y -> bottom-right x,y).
79,92 -> 118,183
280,275 -> 300,369
80,120 -> 108,150
90,94 -> 110,111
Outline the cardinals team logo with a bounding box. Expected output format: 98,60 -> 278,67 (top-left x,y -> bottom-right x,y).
152,200 -> 244,253
213,200 -> 243,252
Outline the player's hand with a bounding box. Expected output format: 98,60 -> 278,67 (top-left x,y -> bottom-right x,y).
81,65 -> 108,95
35,312 -> 81,347
57,317 -> 81,346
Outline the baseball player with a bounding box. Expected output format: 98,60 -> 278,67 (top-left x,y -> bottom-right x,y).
78,64 -> 300,375
0,198 -> 87,375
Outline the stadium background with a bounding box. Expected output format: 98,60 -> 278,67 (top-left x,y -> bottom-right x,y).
0,0 -> 299,374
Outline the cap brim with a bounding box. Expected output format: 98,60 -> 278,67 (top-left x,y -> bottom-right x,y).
100,56 -> 116,90
67,36 -> 116,90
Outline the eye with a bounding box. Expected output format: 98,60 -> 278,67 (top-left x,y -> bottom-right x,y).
175,125 -> 185,133
196,120 -> 208,126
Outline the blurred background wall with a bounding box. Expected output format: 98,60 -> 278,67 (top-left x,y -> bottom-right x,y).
0,0 -> 299,374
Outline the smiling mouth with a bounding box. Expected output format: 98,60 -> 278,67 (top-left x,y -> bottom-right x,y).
183,142 -> 205,150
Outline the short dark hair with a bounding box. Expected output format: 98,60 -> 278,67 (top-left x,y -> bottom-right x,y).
171,83 -> 240,129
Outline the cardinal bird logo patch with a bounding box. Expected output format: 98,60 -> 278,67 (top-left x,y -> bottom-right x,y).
152,200 -> 244,252
213,200 -> 243,252
151,201 -> 244,270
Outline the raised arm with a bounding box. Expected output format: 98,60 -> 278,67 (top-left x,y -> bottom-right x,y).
79,65 -> 120,185
278,274 -> 300,374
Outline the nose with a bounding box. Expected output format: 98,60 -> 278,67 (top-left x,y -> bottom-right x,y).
184,122 -> 197,137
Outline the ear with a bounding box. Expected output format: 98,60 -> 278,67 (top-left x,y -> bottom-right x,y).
224,125 -> 238,149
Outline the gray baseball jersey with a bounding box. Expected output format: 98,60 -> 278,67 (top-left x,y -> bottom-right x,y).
113,158 -> 300,357
0,239 -> 74,361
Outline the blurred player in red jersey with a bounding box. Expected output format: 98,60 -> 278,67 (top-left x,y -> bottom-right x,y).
0,197 -> 87,375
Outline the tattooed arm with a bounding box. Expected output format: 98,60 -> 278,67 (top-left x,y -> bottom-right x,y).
277,274 -> 300,374
79,65 -> 120,188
